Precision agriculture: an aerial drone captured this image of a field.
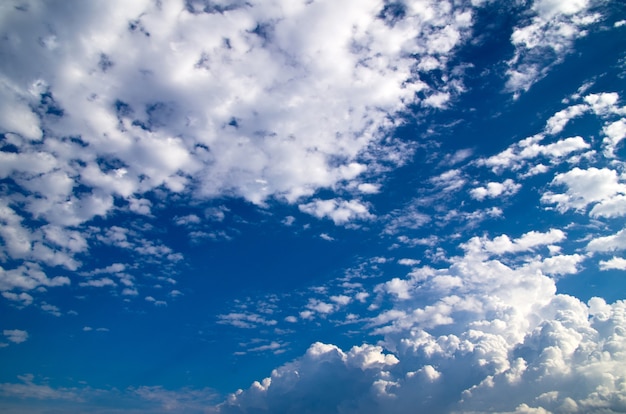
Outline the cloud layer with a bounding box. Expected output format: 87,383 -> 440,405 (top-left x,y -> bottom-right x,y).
1,0 -> 625,413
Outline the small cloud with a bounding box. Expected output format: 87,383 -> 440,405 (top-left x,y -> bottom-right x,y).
282,216 -> 296,226
205,206 -> 229,222
174,214 -> 201,226
599,257 -> 626,271
2,292 -> 33,307
299,310 -> 314,320
330,295 -> 351,306
320,233 -> 335,241
41,302 -> 61,317
397,258 -> 421,266
423,92 -> 450,109
355,292 -> 370,303
217,312 -> 277,329
4,329 -> 28,344
284,316 -> 298,323
357,183 -> 381,194
79,278 -> 117,288
306,299 -> 334,314
145,296 -> 167,306
248,341 -> 284,353
299,198 -> 374,225
470,179 -> 521,201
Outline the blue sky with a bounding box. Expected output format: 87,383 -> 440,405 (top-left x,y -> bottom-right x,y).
1,0 -> 626,412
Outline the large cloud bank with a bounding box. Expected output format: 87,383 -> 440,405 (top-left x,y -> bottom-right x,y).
220,232 -> 626,413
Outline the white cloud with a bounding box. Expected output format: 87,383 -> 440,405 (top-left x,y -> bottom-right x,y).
480,130 -> 591,175
0,262 -> 70,292
526,253 -> 585,276
542,167 -> 626,213
430,169 -> 466,192
0,0 -> 474,230
480,229 -> 566,255
0,0 -> 482,305
357,183 -> 381,194
603,118 -> 626,157
246,341 -> 284,354
218,312 -> 277,329
221,230 -> 626,413
320,233 -> 335,242
299,310 -> 314,320
423,92 -> 450,109
587,228 -> 626,253
599,257 -> 626,271
144,296 -> 167,307
544,104 -> 588,134
375,277 -> 413,300
383,205 -> 431,235
506,0 -> 598,96
519,136 -> 590,159
590,194 -> 626,219
532,0 -> 589,18
398,258 -> 421,266
306,299 -> 335,315
470,179 -> 521,201
174,214 -> 201,226
2,291 -> 33,307
41,302 -> 61,317
222,342 -> 399,412
79,278 -> 116,288
330,295 -> 351,306
299,199 -> 374,225
584,92 -> 622,116
169,289 -> 183,298
3,329 -> 28,344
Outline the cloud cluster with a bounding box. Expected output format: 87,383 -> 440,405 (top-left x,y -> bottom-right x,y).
0,0 -> 473,222
0,0 -> 481,305
221,228 -> 626,413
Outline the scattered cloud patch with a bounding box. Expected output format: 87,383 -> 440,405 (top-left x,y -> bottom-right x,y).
3,329 -> 28,344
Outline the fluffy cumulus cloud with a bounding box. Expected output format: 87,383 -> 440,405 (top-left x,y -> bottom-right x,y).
470,179 -> 521,201
220,230 -> 626,413
542,167 -> 626,215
